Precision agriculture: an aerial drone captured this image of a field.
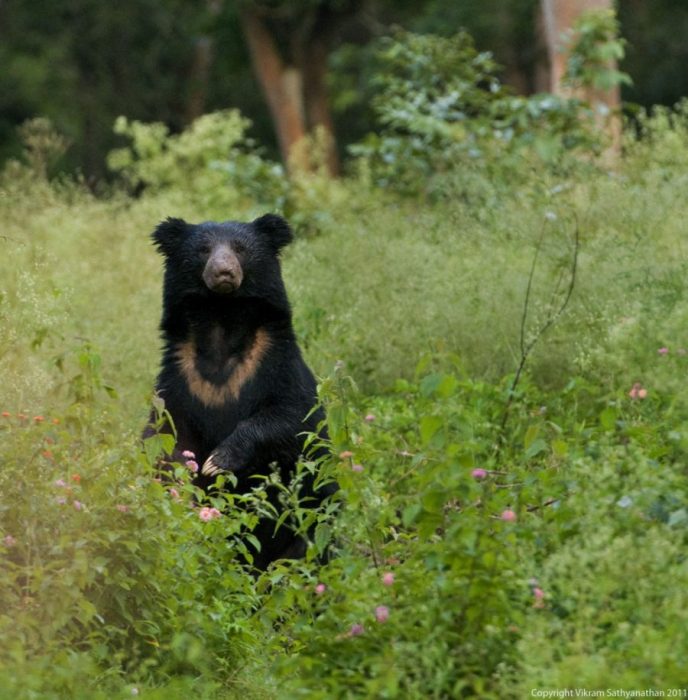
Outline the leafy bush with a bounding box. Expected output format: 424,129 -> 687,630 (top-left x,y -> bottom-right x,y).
107,112 -> 348,235
563,9 -> 632,92
351,30 -> 601,196
0,398 -> 271,689
107,111 -> 289,215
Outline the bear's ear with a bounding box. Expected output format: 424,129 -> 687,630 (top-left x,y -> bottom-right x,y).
151,217 -> 189,255
252,214 -> 293,253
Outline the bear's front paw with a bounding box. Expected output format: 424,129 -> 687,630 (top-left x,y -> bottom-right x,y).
201,453 -> 225,477
201,446 -> 242,477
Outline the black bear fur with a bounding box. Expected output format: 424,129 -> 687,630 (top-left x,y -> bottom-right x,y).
145,214 -> 336,569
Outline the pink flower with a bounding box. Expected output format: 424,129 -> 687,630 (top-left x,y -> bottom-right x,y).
55,496 -> 67,505
169,488 -> 180,500
382,572 -> 395,586
533,587 -> 545,608
658,347 -> 669,355
629,383 -> 648,400
501,509 -> 516,522
375,605 -> 389,623
339,450 -> 353,459
182,450 -> 195,459
185,460 -> 199,473
348,623 -> 365,637
3,535 -> 16,547
116,504 -> 129,513
471,468 -> 488,480
54,479 -> 67,488
364,414 -> 376,422
199,506 -> 222,522
314,583 -> 326,595
351,463 -> 364,472
73,500 -> 83,511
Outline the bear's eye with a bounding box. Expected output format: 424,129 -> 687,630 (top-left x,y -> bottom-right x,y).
198,242 -> 212,256
232,241 -> 247,254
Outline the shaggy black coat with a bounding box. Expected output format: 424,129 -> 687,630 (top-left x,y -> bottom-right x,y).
145,214 -> 335,569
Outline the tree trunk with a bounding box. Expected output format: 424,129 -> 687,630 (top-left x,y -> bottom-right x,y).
187,1 -> 223,124
540,0 -> 621,156
186,37 -> 214,123
496,3 -> 529,95
301,36 -> 340,176
239,8 -> 309,172
239,7 -> 341,177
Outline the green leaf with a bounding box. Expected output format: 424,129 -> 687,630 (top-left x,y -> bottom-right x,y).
417,511 -> 443,540
525,438 -> 547,460
420,373 -> 443,397
314,523 -> 331,554
420,415 -> 443,445
422,488 -> 447,513
524,425 -> 540,451
552,439 -> 568,457
599,406 -> 617,431
272,510 -> 291,535
402,503 -> 422,527
436,374 -> 458,398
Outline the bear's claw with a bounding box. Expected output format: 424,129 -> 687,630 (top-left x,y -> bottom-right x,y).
201,455 -> 222,476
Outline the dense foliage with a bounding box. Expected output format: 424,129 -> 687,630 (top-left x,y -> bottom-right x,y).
2,29 -> 688,700
351,29 -> 602,194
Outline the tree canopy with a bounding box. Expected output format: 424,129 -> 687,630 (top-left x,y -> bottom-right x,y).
1,0 -> 687,177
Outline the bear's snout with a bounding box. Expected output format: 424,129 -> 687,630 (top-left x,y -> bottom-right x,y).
202,245 -> 243,293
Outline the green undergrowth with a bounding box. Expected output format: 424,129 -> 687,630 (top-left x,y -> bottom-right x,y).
1,352 -> 687,697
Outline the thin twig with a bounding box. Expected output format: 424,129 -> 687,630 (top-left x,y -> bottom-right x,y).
526,498 -> 560,512
500,215 -> 580,436
519,220 -> 547,358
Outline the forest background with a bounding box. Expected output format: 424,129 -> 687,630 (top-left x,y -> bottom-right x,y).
1,0 -> 688,178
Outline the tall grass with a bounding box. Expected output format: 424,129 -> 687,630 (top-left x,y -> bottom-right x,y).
3,139 -> 687,412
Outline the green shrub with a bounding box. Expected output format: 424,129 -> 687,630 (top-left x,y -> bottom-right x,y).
350,30 -> 602,197
563,9 -> 632,92
107,111 -> 289,216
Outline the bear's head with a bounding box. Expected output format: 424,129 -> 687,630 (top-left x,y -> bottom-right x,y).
152,214 -> 293,301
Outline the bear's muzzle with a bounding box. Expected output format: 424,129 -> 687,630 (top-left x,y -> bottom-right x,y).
202,244 -> 243,293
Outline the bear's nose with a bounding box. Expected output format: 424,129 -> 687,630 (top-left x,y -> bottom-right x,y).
203,246 -> 243,293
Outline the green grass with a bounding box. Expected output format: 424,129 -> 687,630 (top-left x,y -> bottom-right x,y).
1,118 -> 688,697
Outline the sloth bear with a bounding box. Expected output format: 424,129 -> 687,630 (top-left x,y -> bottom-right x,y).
146,214 -> 336,569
